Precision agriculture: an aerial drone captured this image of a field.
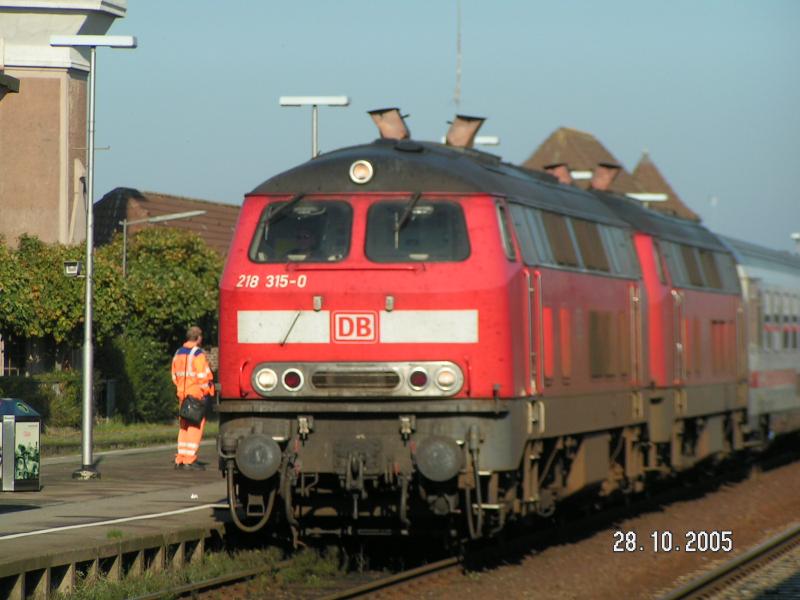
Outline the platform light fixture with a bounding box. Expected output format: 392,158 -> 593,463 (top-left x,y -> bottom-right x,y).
50,34 -> 137,481
792,233 -> 800,254
121,210 -> 207,277
279,95 -> 350,158
439,135 -> 500,147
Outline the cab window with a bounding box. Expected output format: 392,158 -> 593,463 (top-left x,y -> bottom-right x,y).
365,200 -> 470,262
249,199 -> 352,263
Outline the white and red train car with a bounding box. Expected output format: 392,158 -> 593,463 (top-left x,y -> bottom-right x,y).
216,117 -> 800,537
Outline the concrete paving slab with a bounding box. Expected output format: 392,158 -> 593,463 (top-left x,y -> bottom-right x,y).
0,439 -> 228,572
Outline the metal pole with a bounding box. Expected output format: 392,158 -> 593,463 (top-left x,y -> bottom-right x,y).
76,46 -> 98,479
311,104 -> 318,158
122,219 -> 128,278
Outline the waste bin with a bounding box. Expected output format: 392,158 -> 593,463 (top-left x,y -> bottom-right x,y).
0,398 -> 41,491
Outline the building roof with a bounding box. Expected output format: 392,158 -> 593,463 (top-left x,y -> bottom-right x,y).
632,152 -> 699,222
522,127 -> 643,195
94,188 -> 240,257
523,127 -> 701,222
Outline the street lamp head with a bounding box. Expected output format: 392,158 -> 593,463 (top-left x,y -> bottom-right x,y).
50,35 -> 137,48
279,96 -> 350,107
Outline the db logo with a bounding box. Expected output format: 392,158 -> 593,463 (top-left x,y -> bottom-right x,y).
333,312 -> 377,343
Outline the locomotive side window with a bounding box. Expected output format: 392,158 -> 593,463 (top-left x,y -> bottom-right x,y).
715,252 -> 740,292
540,211 -> 579,268
496,203 -> 517,261
599,226 -> 640,277
365,200 -> 470,262
249,199 -> 352,263
508,204 -> 553,265
698,249 -> 722,289
571,218 -> 610,272
680,245 -> 705,287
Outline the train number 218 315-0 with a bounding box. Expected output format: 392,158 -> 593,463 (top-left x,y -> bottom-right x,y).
235,274 -> 308,288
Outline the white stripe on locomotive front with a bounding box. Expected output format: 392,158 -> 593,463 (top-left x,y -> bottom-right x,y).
238,310 -> 331,344
236,310 -> 479,344
380,310 -> 478,343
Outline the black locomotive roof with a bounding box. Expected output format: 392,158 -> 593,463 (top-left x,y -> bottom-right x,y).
252,138 -> 729,251
591,190 -> 729,252
252,139 -> 629,227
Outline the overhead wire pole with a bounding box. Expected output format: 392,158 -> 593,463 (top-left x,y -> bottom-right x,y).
50,34 -> 137,480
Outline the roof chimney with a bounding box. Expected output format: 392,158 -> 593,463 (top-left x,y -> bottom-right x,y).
590,162 -> 621,191
445,114 -> 485,148
543,162 -> 573,185
368,108 -> 410,140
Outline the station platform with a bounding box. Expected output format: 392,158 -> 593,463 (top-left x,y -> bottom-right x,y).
0,440 -> 228,599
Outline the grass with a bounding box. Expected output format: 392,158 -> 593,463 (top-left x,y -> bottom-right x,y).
55,546 -> 343,600
42,419 -> 219,456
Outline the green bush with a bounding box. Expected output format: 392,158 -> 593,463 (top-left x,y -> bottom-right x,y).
96,334 -> 176,422
0,372 -> 82,427
0,229 -> 222,424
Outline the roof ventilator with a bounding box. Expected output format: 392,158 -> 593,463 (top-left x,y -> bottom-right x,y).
590,162 -> 622,191
445,114 -> 485,148
368,107 -> 410,140
543,162 -> 573,185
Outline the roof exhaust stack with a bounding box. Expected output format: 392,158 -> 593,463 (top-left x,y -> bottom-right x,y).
544,162 -> 573,185
445,114 -> 486,148
368,108 -> 410,140
590,162 -> 622,191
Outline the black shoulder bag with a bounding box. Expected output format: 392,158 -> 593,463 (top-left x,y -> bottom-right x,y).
178,346 -> 206,425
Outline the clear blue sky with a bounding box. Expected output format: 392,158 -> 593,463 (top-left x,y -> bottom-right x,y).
97,1 -> 800,252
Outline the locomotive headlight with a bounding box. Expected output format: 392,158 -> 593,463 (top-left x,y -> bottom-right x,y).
253,367 -> 278,392
435,367 -> 457,390
349,159 -> 374,184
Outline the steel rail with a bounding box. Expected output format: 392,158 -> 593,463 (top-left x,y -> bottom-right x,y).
659,521 -> 800,600
318,556 -> 461,600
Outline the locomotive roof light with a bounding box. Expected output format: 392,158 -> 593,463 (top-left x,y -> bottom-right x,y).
252,367 -> 278,393
349,160 -> 374,184
282,368 -> 305,391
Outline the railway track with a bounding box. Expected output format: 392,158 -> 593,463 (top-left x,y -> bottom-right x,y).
660,521 -> 800,600
125,447 -> 800,600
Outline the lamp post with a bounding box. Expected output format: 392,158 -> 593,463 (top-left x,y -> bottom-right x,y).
121,210 -> 207,277
279,96 -> 350,158
50,34 -> 137,480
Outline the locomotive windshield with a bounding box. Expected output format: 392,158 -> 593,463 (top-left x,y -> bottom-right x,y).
249,199 -> 352,263
365,200 -> 470,262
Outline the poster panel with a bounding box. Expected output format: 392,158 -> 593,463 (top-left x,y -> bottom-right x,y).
14,422 -> 40,481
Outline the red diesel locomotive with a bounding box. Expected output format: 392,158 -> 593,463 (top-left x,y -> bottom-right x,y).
217,113 -> 800,538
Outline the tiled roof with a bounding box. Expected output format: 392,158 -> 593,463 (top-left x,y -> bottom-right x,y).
522,127 -> 643,195
94,188 -> 241,257
632,152 -> 700,222
523,127 -> 701,222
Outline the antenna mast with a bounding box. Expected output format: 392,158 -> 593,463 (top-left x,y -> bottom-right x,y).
454,0 -> 462,106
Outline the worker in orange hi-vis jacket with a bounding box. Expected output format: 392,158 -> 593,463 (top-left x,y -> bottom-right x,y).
171,325 -> 215,470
